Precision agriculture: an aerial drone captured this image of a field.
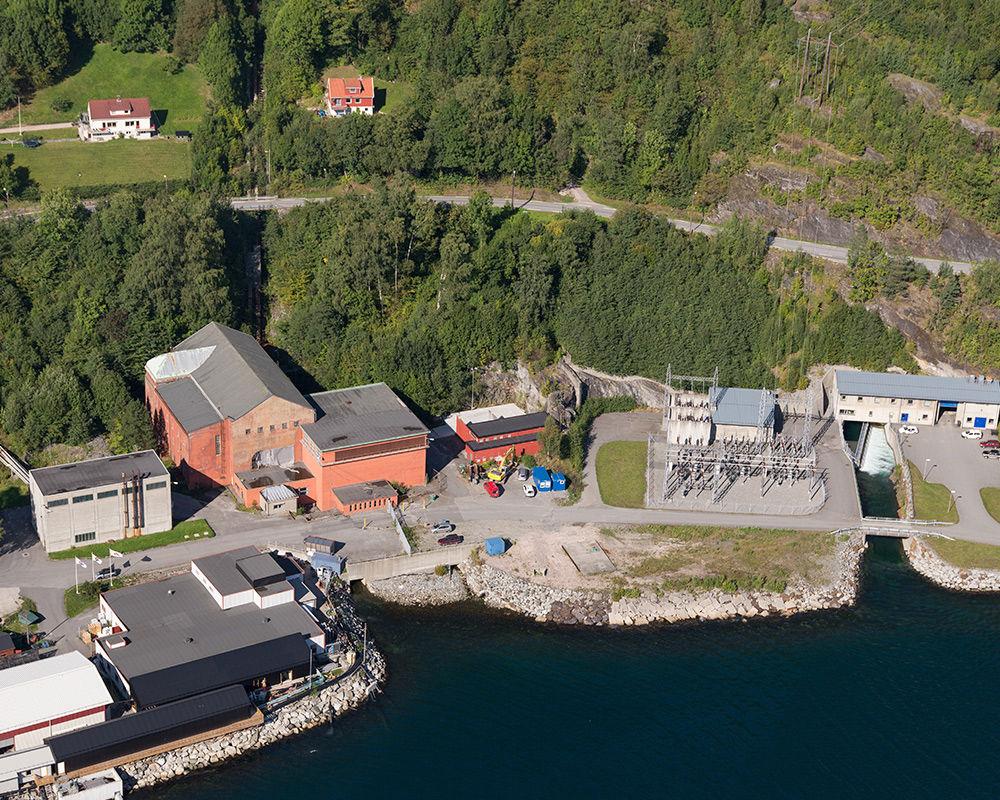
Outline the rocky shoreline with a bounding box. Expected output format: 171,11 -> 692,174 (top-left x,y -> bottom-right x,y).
365,571 -> 470,606
903,536 -> 1000,592
369,532 -> 869,627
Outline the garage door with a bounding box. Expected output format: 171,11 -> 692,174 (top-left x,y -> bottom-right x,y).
974,417 -> 987,428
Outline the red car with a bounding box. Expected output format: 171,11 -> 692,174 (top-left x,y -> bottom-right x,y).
980,440 -> 1000,448
484,480 -> 502,498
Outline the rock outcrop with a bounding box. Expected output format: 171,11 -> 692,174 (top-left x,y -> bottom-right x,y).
903,537 -> 1000,592
364,571 -> 469,606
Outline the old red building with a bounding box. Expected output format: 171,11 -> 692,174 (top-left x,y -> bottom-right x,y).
456,410 -> 549,462
146,323 -> 428,514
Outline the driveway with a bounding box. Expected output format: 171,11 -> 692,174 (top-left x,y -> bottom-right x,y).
897,424 -> 1000,541
0,121 -> 75,136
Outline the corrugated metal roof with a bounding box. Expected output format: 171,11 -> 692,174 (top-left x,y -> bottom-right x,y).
165,323 -> 311,421
155,377 -> 222,432
0,745 -> 54,782
126,636 -> 309,708
302,383 -> 428,451
466,411 -> 549,438
46,685 -> 253,761
835,369 -> 1000,403
709,387 -> 775,428
0,652 -> 112,733
331,479 -> 396,505
261,485 -> 296,503
30,451 -> 168,496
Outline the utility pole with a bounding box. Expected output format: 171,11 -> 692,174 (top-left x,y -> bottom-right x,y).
821,32 -> 833,103
265,148 -> 271,193
797,29 -> 812,100
510,169 -> 516,207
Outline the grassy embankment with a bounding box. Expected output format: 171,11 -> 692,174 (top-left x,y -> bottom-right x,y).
908,460 -> 960,523
48,519 -> 215,561
1,596 -> 39,634
607,524 -> 837,599
926,537 -> 1000,571
595,441 -> 647,508
0,466 -> 28,509
979,487 -> 1000,525
15,44 -> 208,134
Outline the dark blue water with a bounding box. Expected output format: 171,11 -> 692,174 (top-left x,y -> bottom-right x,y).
151,539 -> 1000,799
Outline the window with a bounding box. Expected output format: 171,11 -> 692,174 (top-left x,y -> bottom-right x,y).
245,429 -> 251,436
921,414 -> 929,420
293,421 -> 299,427
74,532 -> 96,544
46,498 -> 69,508
841,409 -> 855,416
97,489 -> 118,499
282,422 -> 288,430
215,435 -> 222,455
857,396 -> 864,402
72,494 -> 94,504
146,481 -> 167,490
269,425 -> 275,432
258,427 -> 263,434
966,416 -> 973,423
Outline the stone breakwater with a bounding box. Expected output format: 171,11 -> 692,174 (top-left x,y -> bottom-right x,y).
903,536 -> 1000,592
364,571 -> 470,606
456,532 -> 868,626
120,647 -> 387,794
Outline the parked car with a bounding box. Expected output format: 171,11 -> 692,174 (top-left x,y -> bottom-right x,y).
983,450 -> 1000,460
431,520 -> 453,535
437,533 -> 464,546
962,429 -> 984,440
523,482 -> 537,498
484,480 -> 502,498
980,440 -> 1000,448
899,425 -> 919,435
22,138 -> 40,148
517,466 -> 530,481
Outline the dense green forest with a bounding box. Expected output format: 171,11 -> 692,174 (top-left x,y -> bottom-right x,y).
3,0 -> 998,235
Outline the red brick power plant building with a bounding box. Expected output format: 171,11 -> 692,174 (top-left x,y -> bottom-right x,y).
455,410 -> 549,462
145,323 -> 427,513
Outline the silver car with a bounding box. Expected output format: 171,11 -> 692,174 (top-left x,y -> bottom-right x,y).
431,520 -> 454,534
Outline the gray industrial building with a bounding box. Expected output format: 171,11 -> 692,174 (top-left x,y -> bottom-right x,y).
29,450 -> 172,553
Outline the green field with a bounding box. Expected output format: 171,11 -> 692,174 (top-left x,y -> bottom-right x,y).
595,441 -> 647,508
927,537 -> 1000,571
6,139 -> 190,190
17,45 -> 208,134
980,487 -> 1000,525
908,460 -> 960,523
48,519 -> 214,561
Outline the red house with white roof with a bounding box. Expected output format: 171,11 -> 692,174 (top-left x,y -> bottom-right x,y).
325,76 -> 375,117
79,97 -> 156,141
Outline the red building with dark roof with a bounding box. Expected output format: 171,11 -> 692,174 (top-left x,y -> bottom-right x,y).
457,411 -> 549,462
80,97 -> 156,141
324,76 -> 375,116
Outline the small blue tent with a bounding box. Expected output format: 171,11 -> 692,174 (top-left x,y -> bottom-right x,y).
484,537 -> 507,556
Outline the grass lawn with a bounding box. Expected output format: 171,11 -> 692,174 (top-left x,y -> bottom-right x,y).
980,487 -> 1000,525
6,139 -> 190,190
926,537 -> 1000,571
48,518 -> 215,561
908,460 -> 959,523
64,579 -> 113,618
0,470 -> 28,510
613,524 -> 837,593
17,44 -> 208,134
595,441 -> 647,508
1,596 -> 39,634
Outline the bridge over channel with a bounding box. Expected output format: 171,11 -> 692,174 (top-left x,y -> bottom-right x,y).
344,543 -> 475,582
0,443 -> 28,484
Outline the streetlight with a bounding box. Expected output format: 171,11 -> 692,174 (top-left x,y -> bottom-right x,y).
162,174 -> 168,192
947,490 -> 959,516
924,458 -> 932,480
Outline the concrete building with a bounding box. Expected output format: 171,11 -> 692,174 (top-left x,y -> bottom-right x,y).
834,370 -> 1000,429
29,451 -> 171,553
664,387 -> 775,445
0,652 -> 113,753
324,76 -> 375,116
148,324 -> 428,514
78,98 -> 156,141
95,548 -> 324,709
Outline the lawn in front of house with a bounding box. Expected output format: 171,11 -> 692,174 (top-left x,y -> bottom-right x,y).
48,519 -> 215,561
64,579 -> 115,617
312,63 -> 414,115
595,440 -> 647,508
608,523 -> 838,594
926,537 -> 1000,571
908,460 -> 959,523
16,44 -> 208,134
6,139 -> 190,190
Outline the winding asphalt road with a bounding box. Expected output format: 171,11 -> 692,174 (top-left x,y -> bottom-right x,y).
230,193 -> 982,274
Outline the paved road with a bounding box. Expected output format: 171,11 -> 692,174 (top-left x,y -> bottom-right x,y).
0,121 -> 74,136
231,194 -> 982,274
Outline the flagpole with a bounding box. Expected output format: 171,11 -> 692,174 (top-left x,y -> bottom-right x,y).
74,557 -> 79,594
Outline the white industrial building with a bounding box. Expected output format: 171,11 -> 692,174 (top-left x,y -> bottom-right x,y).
834,370 -> 1000,429
664,386 -> 776,445
0,652 -> 112,753
29,450 -> 172,553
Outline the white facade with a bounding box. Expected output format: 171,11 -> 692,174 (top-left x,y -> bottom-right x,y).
835,386 -> 999,429
78,98 -> 156,142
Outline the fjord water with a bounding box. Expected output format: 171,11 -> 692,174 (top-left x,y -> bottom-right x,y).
152,539 -> 1000,800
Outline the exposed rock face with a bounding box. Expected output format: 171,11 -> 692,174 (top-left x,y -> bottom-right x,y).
459,532 -> 867,627
364,571 -> 469,605
903,537 -> 1000,592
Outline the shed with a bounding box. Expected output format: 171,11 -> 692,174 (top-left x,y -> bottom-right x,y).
551,472 -> 567,491
532,466 -> 552,491
484,537 -> 506,556
310,552 -> 345,577
260,484 -> 297,517
303,536 -> 337,555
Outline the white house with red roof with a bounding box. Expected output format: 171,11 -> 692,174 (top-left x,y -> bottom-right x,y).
324,76 -> 375,117
78,97 -> 157,141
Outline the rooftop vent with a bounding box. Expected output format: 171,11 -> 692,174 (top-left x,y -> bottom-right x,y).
185,636 -> 195,644
167,589 -> 176,595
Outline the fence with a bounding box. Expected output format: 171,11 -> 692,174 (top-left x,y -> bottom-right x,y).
0,443 -> 28,484
387,501 -> 412,555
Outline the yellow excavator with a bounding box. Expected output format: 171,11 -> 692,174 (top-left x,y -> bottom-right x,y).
485,446 -> 517,482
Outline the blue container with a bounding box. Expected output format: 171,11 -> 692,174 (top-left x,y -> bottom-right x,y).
532,466 -> 552,491
484,537 -> 506,556
551,472 -> 567,491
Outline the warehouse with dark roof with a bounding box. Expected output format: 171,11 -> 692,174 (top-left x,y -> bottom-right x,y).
456,410 -> 549,463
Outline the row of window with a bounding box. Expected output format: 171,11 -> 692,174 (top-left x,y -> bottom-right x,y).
46,481 -> 166,509
840,395 -> 933,407
74,531 -> 96,544
243,421 -> 299,436
841,410 -> 931,420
